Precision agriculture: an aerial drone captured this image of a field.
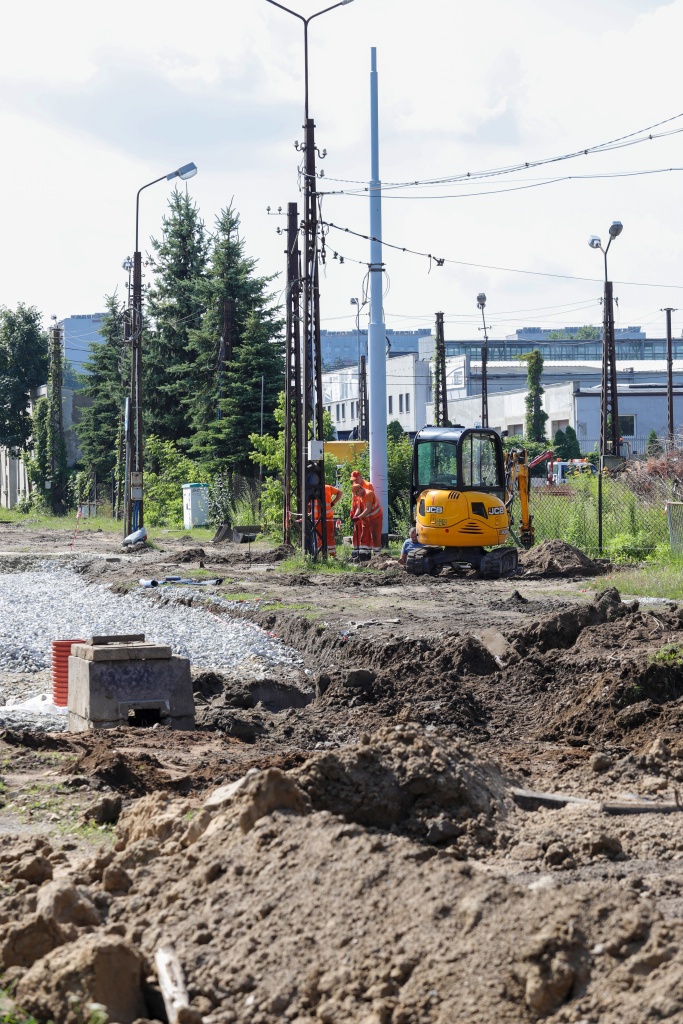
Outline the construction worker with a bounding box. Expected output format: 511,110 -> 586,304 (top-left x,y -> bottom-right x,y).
310,483 -> 343,557
351,483 -> 383,559
350,470 -> 375,502
323,483 -> 342,556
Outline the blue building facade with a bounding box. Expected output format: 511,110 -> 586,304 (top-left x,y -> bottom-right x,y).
321,328 -> 431,368
60,313 -> 107,373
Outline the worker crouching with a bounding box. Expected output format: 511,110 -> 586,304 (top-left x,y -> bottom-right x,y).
351,484 -> 383,562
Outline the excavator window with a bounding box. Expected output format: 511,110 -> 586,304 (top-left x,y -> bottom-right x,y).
416,440 -> 459,488
461,433 -> 503,493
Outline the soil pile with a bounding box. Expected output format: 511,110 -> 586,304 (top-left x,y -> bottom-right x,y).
292,724 -> 512,853
4,728 -> 683,1023
519,539 -> 603,578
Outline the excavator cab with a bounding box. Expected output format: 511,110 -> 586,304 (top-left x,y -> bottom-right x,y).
407,426 -> 527,577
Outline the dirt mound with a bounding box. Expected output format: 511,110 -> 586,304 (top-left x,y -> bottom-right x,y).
5,740 -> 683,1023
519,539 -> 604,577
293,724 -> 511,853
67,745 -> 171,795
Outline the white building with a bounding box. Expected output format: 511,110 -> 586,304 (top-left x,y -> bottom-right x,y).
322,352 -> 432,438
0,449 -> 30,509
433,379 -> 683,454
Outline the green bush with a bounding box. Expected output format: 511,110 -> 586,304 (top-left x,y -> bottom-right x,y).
606,530 -> 657,563
144,436 -> 208,527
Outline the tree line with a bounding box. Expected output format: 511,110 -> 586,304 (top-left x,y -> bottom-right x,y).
0,192 -> 285,513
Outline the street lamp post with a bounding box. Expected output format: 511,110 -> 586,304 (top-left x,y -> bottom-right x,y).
589,221 -> 623,459
125,161 -> 198,537
477,292 -> 489,428
589,220 -> 622,555
265,0 -> 354,559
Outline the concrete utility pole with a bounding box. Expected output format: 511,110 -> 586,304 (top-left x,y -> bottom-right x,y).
663,307 -> 677,444
368,46 -> 388,540
49,323 -> 64,510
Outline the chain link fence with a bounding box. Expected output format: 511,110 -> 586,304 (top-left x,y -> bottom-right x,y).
519,474 -> 673,558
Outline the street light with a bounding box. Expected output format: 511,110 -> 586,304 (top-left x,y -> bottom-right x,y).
265,0 -> 354,559
588,220 -> 623,556
477,293 -> 489,428
265,0 -> 355,120
588,220 -> 623,459
124,161 -> 198,538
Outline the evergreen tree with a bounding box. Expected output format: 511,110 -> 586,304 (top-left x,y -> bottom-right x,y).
519,349 -> 548,442
564,425 -> 581,459
185,205 -> 284,474
553,428 -> 569,460
190,309 -> 284,476
144,189 -> 209,442
0,304 -> 48,454
647,429 -> 663,457
75,294 -> 127,478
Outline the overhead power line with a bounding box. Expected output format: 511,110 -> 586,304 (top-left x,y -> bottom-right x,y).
320,220 -> 683,290
316,111 -> 683,195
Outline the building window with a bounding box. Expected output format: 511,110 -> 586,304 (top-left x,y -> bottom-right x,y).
399,394 -> 404,413
388,395 -> 393,415
336,404 -> 340,421
341,403 -> 346,420
551,419 -> 569,435
618,415 -> 635,436
351,401 -> 355,418
508,423 -> 524,437
405,393 -> 410,413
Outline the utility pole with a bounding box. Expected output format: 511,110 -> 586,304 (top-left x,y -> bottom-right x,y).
434,312 -> 448,426
477,293 -> 489,428
48,323 -> 65,511
283,202 -> 301,547
600,280 -> 620,455
663,307 -> 677,445
301,116 -> 327,557
368,47 -> 388,542
358,356 -> 369,441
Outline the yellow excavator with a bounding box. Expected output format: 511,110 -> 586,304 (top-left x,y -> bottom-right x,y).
406,425 -> 536,577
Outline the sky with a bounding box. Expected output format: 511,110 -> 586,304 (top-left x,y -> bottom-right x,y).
2,0 -> 683,350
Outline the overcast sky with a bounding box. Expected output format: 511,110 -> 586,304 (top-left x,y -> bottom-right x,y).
2,0 -> 682,345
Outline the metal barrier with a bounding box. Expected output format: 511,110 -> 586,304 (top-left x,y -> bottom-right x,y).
666,502 -> 683,554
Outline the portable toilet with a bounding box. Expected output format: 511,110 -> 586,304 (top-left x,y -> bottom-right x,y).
182,483 -> 210,529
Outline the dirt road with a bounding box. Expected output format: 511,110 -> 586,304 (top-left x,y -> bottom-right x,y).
2,527 -> 683,1023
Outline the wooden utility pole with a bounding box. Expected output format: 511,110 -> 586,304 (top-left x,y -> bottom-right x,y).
434,312 -> 448,426
664,307 -> 677,445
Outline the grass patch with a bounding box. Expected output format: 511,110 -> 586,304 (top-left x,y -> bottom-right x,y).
0,509 -> 118,533
589,549 -> 683,601
649,642 -> 683,668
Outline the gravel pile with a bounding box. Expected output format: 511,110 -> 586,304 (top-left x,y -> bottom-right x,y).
0,565 -> 300,675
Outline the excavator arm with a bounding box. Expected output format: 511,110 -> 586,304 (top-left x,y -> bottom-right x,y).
504,449 -> 536,550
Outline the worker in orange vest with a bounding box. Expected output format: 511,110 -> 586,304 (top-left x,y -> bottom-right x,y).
350,483 -> 382,560
311,483 -> 343,557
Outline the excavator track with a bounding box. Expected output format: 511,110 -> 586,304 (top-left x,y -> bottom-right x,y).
478,546 -> 519,578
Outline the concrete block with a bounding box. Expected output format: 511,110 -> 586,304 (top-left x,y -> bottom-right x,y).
67,654 -> 194,730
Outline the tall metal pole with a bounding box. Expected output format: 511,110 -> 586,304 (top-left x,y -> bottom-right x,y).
664,307 -> 676,445
368,46 -> 388,541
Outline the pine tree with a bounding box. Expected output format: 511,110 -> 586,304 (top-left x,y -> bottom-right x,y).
564,425 -> 581,459
75,295 -> 127,478
553,428 -> 569,460
189,309 -> 284,476
144,189 -> 209,442
0,304 -> 48,454
185,205 -> 284,474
